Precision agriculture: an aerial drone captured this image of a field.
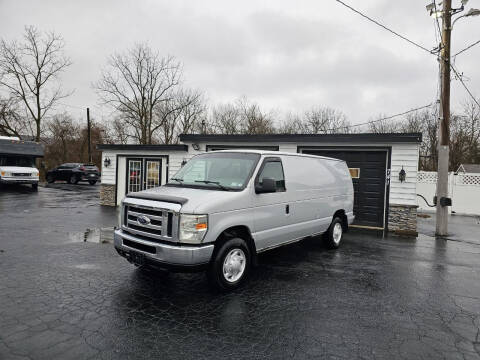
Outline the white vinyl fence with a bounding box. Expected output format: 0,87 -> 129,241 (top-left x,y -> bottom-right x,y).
417,171 -> 480,215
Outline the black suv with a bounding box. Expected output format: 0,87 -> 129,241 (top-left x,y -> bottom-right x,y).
46,163 -> 100,185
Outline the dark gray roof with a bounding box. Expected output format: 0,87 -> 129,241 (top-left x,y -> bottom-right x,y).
458,164 -> 480,173
97,144 -> 188,151
179,133 -> 423,144
0,139 -> 44,157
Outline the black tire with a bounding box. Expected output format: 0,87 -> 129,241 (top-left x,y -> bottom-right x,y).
208,237 -> 251,291
88,180 -> 97,185
69,174 -> 79,184
323,217 -> 344,249
32,183 -> 38,191
46,174 -> 55,183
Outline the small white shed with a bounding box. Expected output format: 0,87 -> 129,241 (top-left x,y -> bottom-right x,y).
98,133 -> 422,234
97,144 -> 189,207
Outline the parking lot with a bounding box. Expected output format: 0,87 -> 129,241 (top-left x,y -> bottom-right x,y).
1,184 -> 480,359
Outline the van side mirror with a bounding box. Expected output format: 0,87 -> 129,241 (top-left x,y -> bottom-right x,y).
256,177 -> 277,194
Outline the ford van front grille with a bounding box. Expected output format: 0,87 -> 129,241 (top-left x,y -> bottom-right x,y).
123,205 -> 176,242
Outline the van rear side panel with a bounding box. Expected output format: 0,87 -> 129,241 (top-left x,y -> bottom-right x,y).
280,155 -> 353,236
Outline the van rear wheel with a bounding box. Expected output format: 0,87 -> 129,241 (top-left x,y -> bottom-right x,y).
208,237 -> 251,291
324,217 -> 343,249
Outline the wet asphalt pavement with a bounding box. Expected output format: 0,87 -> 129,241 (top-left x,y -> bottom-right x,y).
1,184 -> 480,359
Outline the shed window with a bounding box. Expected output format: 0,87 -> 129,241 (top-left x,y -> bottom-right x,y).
349,168 -> 360,179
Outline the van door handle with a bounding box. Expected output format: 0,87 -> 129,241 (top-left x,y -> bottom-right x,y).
285,204 -> 290,214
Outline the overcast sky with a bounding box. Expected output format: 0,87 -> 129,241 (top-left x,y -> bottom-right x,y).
1,0 -> 479,127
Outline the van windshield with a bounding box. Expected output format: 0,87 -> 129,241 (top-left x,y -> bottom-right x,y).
168,152 -> 260,191
0,156 -> 35,167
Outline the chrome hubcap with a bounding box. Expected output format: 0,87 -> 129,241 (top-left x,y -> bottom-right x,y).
223,248 -> 246,283
333,223 -> 342,244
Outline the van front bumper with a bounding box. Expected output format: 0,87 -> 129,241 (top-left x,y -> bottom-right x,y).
0,177 -> 38,184
114,229 -> 214,271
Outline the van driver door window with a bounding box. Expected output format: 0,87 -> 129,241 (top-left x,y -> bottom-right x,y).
258,161 -> 286,191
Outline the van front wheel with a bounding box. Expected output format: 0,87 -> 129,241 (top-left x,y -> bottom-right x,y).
324,217 -> 343,249
208,237 -> 251,291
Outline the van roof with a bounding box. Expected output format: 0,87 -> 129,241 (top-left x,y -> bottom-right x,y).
207,149 -> 345,162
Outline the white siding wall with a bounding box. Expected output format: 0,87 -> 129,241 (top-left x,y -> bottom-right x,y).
101,149 -> 189,186
168,151 -> 191,177
389,143 -> 419,206
101,151 -> 117,184
278,143 -> 297,153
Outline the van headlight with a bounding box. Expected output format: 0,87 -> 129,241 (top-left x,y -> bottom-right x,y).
179,214 -> 208,244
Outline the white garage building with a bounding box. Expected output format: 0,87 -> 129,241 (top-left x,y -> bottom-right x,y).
98,133 -> 422,234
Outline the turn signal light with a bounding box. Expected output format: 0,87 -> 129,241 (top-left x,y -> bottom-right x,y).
195,223 -> 207,230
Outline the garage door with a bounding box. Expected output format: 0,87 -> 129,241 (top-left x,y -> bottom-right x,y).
301,149 -> 388,228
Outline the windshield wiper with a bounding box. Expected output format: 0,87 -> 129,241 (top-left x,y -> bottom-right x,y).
169,177 -> 184,184
194,180 -> 231,191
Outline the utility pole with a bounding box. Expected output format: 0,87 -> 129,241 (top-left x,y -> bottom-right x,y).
87,107 -> 92,164
436,0 -> 452,236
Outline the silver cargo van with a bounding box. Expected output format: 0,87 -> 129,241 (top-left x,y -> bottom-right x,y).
114,150 -> 354,290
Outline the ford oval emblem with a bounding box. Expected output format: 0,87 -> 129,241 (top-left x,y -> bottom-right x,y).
137,215 -> 151,225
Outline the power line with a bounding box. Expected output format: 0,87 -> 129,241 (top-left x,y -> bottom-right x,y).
57,102 -> 103,111
450,64 -> 480,107
453,39 -> 480,57
334,0 -> 436,55
57,102 -> 83,110
330,103 -> 434,132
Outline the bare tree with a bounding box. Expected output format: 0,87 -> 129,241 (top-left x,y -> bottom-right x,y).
175,89 -> 205,136
108,116 -> 131,145
0,26 -> 72,142
210,103 -> 242,134
0,95 -> 28,137
276,106 -> 350,134
46,113 -> 78,163
276,112 -> 304,134
460,99 -> 480,162
154,88 -> 205,144
399,109 -> 437,171
208,97 -> 274,134
237,97 -> 275,134
423,113 -> 439,170
95,44 -> 182,144
302,107 -> 349,133
367,114 -> 401,133
449,100 -> 480,169
44,113 -> 109,169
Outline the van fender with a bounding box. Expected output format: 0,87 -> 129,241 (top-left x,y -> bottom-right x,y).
204,213 -> 257,264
